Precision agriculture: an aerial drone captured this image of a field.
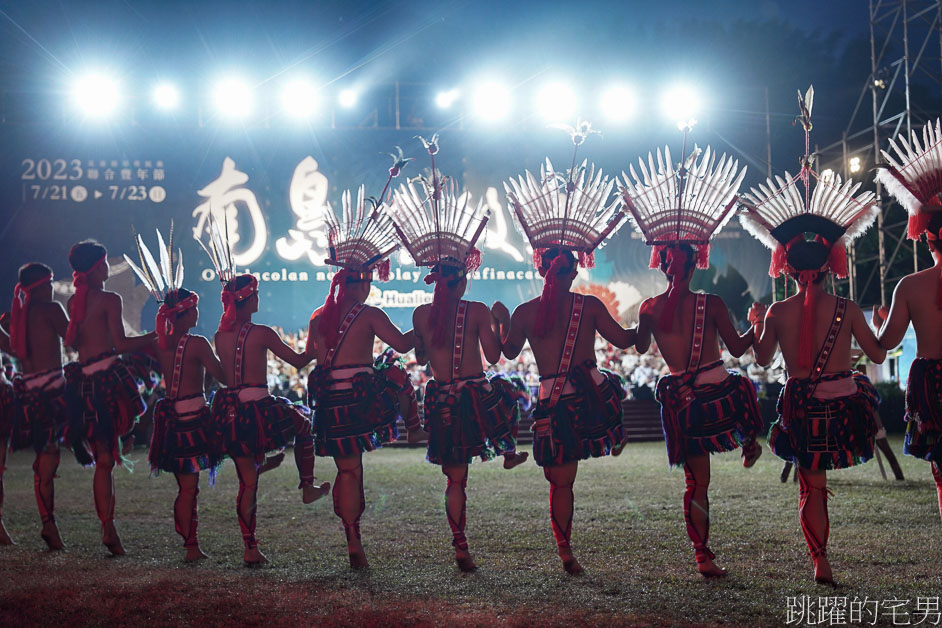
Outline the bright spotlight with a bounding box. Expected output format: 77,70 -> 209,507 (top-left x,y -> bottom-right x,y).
338,89 -> 358,108
282,79 -> 318,118
662,85 -> 701,129
72,73 -> 121,117
213,78 -> 253,119
600,85 -> 635,123
435,89 -> 459,109
849,156 -> 862,174
536,83 -> 577,123
472,82 -> 512,121
152,83 -> 180,110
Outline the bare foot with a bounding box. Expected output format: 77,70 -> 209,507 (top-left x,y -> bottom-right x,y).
742,442 -> 762,468
0,520 -> 14,546
121,435 -> 135,457
407,429 -> 428,445
455,549 -> 477,572
258,452 -> 285,474
559,549 -> 584,575
611,434 -> 629,457
697,557 -> 727,578
185,546 -> 209,562
503,451 -> 529,470
244,546 -> 269,567
814,555 -> 835,586
302,481 -> 331,504
348,542 -> 369,569
102,522 -> 126,556
41,521 -> 65,551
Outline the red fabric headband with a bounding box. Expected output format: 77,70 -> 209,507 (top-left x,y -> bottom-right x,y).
156,293 -> 199,349
218,275 -> 258,332
10,273 -> 53,359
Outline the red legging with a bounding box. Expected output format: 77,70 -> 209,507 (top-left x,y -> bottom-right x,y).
798,468 -> 830,558
174,473 -> 200,548
932,462 -> 942,524
443,465 -> 469,552
333,454 -> 365,548
92,445 -> 116,527
233,457 -> 259,550
683,455 -> 713,562
544,462 -> 578,551
33,449 -> 60,525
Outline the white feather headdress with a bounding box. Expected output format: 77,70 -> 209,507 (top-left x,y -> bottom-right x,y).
124,221 -> 184,302
194,211 -> 237,284
621,144 -> 746,269
323,184 -> 399,278
874,117 -> 942,238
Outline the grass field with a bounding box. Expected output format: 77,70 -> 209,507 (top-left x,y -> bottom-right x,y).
0,436 -> 938,627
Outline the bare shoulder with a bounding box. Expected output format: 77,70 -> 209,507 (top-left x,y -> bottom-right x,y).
464,300 -> 490,317
513,297 -> 539,316
189,333 -> 213,348
841,298 -> 865,319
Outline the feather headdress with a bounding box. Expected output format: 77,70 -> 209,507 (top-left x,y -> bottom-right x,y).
874,117 -> 942,239
194,211 -> 257,332
621,144 -> 746,271
504,122 -> 625,270
388,135 -> 488,272
123,221 -> 196,348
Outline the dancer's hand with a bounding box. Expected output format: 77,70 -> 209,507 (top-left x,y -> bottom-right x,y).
491,301 -> 510,325
871,305 -> 889,329
747,303 -> 767,327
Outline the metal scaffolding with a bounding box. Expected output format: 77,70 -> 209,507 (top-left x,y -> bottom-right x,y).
819,0 -> 942,306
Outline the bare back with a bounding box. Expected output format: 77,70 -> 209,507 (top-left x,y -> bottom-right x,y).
891,265 -> 942,358
512,293 -> 601,376
768,293 -> 855,378
308,300 -> 412,368
156,334 -> 223,398
216,325 -> 268,387
641,292 -> 723,373
68,289 -> 119,360
414,300 -> 494,382
22,301 -> 68,373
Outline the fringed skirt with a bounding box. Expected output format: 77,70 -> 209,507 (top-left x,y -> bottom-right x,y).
122,351 -> 163,397
769,372 -> 879,471
63,353 -> 148,466
531,363 -> 626,468
424,373 -> 520,465
149,394 -> 220,476
210,387 -> 311,462
656,363 -> 764,467
11,368 -> 69,453
903,358 -> 942,465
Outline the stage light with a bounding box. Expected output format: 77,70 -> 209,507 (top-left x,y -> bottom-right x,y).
662,85 -> 700,129
282,79 -> 318,118
435,89 -> 459,109
72,73 -> 121,117
152,83 -> 180,110
535,82 -> 577,123
213,78 -> 253,119
338,88 -> 358,109
600,85 -> 635,123
849,156 -> 862,173
472,82 -> 512,121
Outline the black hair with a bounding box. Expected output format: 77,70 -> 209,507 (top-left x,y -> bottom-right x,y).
68,240 -> 107,272
164,288 -> 194,309
658,243 -> 697,279
18,262 -> 53,286
539,248 -> 576,273
929,213 -> 942,253
431,264 -> 466,286
785,239 -> 829,284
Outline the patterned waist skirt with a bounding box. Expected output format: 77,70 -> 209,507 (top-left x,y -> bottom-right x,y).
149,394 -> 220,476
210,387 -> 311,462
11,368 -> 69,453
424,373 -> 520,465
903,357 -> 942,465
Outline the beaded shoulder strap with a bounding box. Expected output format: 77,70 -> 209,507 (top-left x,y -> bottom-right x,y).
686,293 -> 709,372
324,302 -> 366,368
452,300 -> 469,379
234,322 -> 253,387
168,334 -> 190,399
547,294 -> 585,408
810,297 -> 847,383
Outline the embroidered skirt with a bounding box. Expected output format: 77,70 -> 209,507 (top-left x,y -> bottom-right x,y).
149,394 -> 220,476
903,358 -> 942,465
210,387 -> 312,461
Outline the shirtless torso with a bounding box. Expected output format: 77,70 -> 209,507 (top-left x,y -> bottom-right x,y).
413,299 -> 500,381
874,260 -> 942,358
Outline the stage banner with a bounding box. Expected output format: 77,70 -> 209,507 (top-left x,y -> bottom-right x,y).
0,125 -> 771,334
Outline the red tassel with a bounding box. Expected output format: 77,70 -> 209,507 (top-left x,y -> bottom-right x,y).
908,213 -> 932,240
533,248 -> 547,271
466,247 -> 483,273
649,246 -> 662,269
696,244 -> 710,270
428,278 -> 454,347
316,271 -> 346,352
828,242 -> 848,278
376,259 -> 391,282
578,251 -> 595,269
769,244 -> 787,277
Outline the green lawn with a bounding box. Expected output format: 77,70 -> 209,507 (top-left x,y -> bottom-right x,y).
0,437 -> 938,627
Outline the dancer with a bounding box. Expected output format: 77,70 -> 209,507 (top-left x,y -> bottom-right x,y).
0,264 -> 71,549
872,119 -> 942,521
0,350 -> 13,545
198,218 -> 329,566
622,137 -> 763,578
742,86 -> 886,585
307,174 -> 420,569
63,240 -> 157,556
497,122 -> 634,574
124,228 -> 225,560
387,135 -> 528,572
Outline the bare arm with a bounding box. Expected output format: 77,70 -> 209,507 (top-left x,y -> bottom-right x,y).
195,335 -> 228,386
476,303 -> 502,365
850,303 -> 887,364
753,304 -> 779,367
500,305 -> 528,360
107,294 -> 157,352
411,308 -> 429,366
370,308 -> 413,354
711,295 -> 754,357
874,281 -> 910,350
592,296 -> 636,350
635,299 -> 654,354
262,325 -> 311,370
50,302 -> 69,340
